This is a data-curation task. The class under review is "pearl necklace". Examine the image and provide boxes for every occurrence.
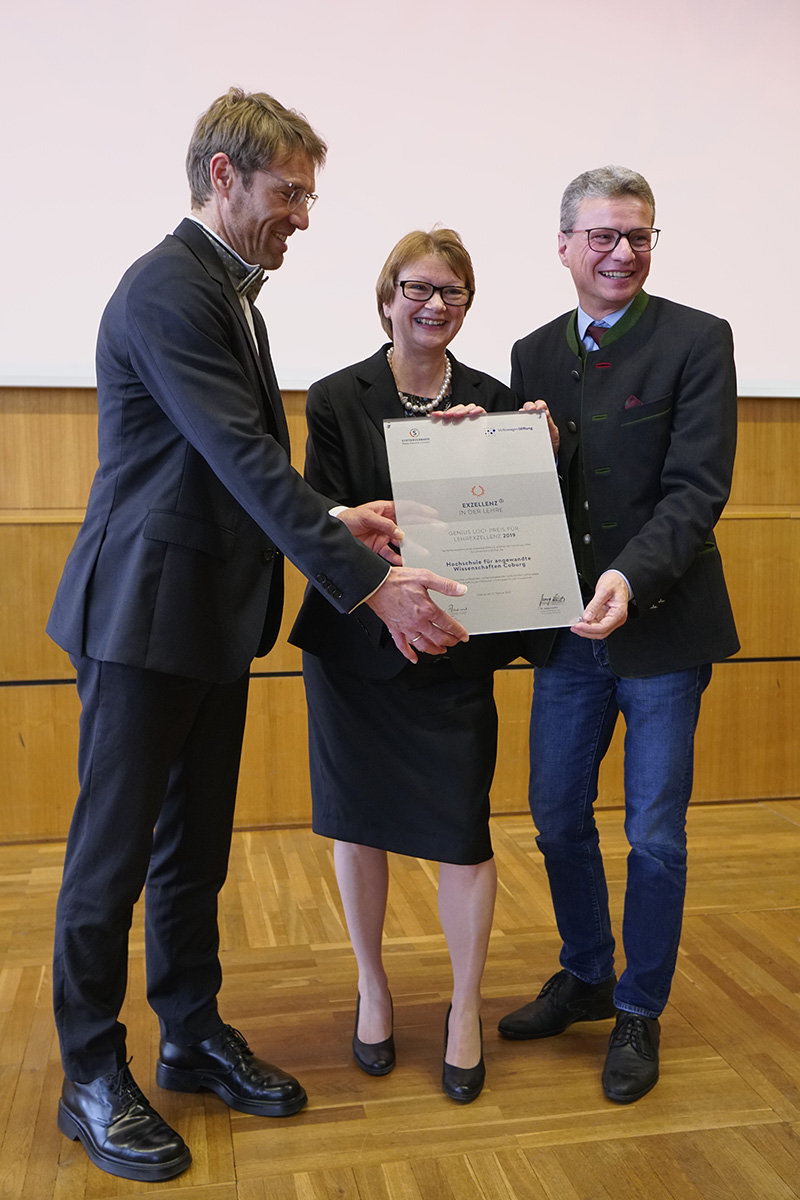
[387,347,452,415]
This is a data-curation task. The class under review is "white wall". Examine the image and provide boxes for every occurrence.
[2,0,798,394]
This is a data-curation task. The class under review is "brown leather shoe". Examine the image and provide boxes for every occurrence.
[498,969,617,1039]
[57,1064,191,1182]
[156,1024,307,1116]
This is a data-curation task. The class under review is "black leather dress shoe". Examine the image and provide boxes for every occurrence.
[442,1006,485,1104]
[602,1012,660,1103]
[57,1064,191,1182]
[156,1025,307,1116]
[497,969,617,1040]
[352,994,396,1076]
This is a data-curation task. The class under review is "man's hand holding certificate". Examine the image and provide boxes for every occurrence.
[384,410,583,635]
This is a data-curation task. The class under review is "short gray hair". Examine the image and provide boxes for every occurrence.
[560,165,655,232]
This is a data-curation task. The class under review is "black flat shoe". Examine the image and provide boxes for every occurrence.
[442,1005,485,1104]
[156,1024,307,1116]
[352,994,395,1076]
[58,1064,191,1182]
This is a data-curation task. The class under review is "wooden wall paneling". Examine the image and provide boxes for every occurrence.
[2,674,314,843]
[2,391,798,513]
[693,660,800,802]
[1,388,798,845]
[0,684,80,843]
[263,562,304,673]
[729,397,800,507]
[236,675,312,828]
[0,389,97,510]
[8,659,796,845]
[2,391,797,511]
[491,668,533,812]
[10,508,792,688]
[715,509,800,659]
[0,518,81,682]
[282,391,308,460]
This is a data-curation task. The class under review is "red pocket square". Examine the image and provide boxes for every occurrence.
[624,395,643,409]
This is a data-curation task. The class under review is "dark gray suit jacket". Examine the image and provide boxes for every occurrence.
[512,292,740,677]
[47,219,388,683]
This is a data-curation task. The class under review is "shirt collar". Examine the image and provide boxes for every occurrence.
[576,299,634,340]
[189,217,267,300]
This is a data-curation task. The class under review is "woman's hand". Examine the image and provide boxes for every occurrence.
[520,399,560,456]
[430,403,486,422]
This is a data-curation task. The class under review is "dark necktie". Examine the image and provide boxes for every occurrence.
[585,322,608,347]
[196,223,266,300]
[235,265,267,302]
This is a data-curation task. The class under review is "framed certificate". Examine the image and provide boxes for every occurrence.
[384,411,583,635]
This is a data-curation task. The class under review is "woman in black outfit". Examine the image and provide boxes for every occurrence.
[291,229,525,1103]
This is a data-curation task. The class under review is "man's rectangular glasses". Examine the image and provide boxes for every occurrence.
[565,228,660,253]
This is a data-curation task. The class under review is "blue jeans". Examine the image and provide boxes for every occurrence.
[529,630,711,1017]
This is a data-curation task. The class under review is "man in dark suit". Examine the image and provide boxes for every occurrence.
[497,166,739,1103]
[47,88,468,1183]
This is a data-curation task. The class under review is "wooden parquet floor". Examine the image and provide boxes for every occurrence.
[1,800,799,1198]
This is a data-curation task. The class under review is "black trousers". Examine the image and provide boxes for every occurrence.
[53,656,250,1082]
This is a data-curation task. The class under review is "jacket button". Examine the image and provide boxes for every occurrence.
[571,369,581,381]
[583,533,592,544]
[262,547,275,563]
[567,420,578,434]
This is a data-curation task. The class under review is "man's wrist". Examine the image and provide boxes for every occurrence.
[350,564,392,612]
[600,568,633,601]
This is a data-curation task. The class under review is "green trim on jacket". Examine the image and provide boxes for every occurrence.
[566,290,651,358]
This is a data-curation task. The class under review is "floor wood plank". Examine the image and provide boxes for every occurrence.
[0,801,798,1198]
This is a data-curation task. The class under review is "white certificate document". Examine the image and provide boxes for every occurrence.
[384,411,583,634]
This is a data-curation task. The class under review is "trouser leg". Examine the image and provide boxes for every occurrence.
[53,657,244,1080]
[529,632,619,983]
[614,663,712,1015]
[145,671,249,1043]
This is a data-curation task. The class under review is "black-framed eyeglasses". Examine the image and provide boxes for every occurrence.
[563,227,660,253]
[398,280,474,306]
[262,167,318,212]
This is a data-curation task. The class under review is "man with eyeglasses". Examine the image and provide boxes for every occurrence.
[47,88,469,1183]
[498,165,739,1103]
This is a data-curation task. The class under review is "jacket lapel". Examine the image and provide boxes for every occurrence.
[355,347,403,436]
[171,219,288,448]
[354,345,485,434]
[250,304,290,452]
